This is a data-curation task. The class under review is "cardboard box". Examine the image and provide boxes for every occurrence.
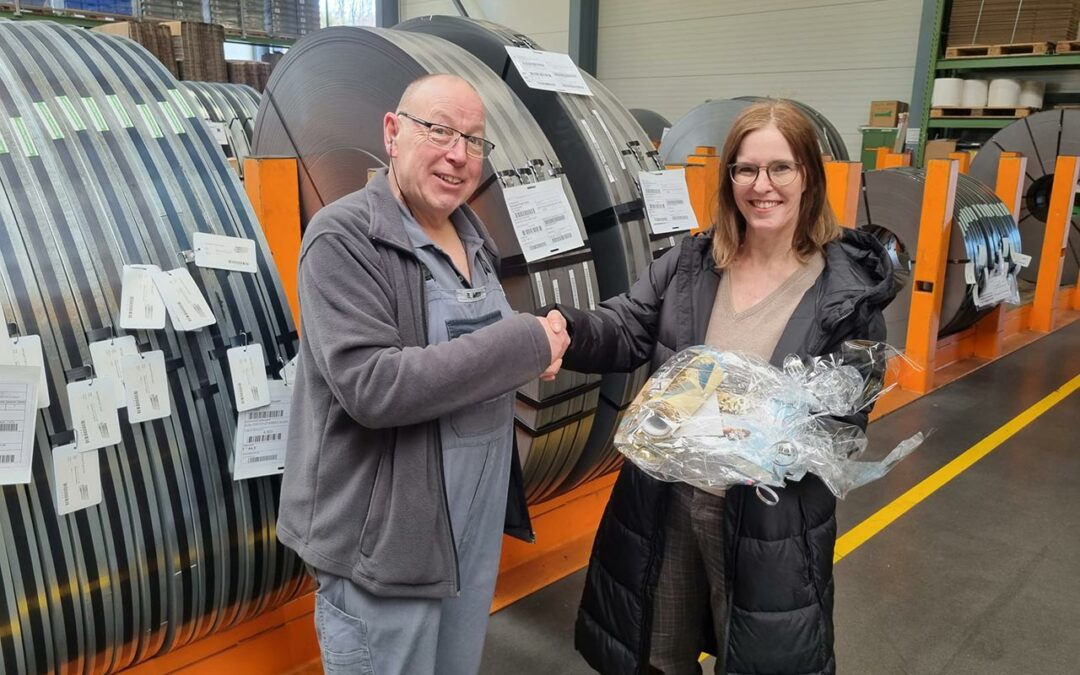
[924,139,958,161]
[868,100,909,127]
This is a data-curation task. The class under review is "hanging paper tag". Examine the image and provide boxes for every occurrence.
[278,355,299,386]
[504,46,593,96]
[67,378,122,452]
[193,232,258,273]
[152,268,217,331]
[120,264,167,330]
[206,121,230,146]
[1013,252,1032,268]
[89,336,138,408]
[0,365,40,486]
[964,262,977,286]
[232,379,292,480]
[503,179,585,263]
[638,169,697,234]
[227,343,271,412]
[53,443,102,515]
[121,351,171,423]
[8,336,50,408]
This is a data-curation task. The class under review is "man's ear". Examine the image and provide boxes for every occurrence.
[383,112,400,157]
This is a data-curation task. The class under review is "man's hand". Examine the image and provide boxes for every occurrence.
[537,309,569,382]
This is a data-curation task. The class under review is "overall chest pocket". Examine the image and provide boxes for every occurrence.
[445,310,509,438]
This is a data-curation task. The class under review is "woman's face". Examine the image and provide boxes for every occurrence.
[731,124,804,241]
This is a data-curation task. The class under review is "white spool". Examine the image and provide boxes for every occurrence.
[1019,80,1046,109]
[961,79,989,107]
[931,77,964,107]
[988,78,1022,107]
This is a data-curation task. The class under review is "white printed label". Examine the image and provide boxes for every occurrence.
[0,365,39,485]
[278,355,299,386]
[120,264,167,330]
[121,351,171,423]
[1014,252,1032,268]
[67,378,122,452]
[89,336,138,408]
[232,379,292,480]
[639,169,697,234]
[581,261,596,310]
[152,268,217,331]
[227,344,270,412]
[505,46,593,96]
[7,336,49,409]
[53,443,102,515]
[579,118,616,183]
[503,179,585,263]
[193,232,257,274]
[207,121,230,146]
[568,269,581,308]
[592,109,627,170]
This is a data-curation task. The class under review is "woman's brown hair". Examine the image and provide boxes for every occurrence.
[711,99,840,268]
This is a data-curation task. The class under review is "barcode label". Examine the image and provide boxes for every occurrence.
[0,454,16,465]
[246,454,280,463]
[552,232,576,242]
[247,432,282,444]
[521,226,543,236]
[542,216,565,226]
[514,208,537,218]
[0,422,20,432]
[249,409,284,420]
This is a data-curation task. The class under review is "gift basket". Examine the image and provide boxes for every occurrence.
[614,341,926,504]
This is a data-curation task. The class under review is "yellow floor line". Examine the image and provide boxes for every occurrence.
[834,372,1080,563]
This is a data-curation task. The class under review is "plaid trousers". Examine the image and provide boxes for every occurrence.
[649,482,728,675]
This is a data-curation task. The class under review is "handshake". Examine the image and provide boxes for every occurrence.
[536,309,569,382]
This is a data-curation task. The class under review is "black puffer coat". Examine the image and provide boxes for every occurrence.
[558,229,897,675]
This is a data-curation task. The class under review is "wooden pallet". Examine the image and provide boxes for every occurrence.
[931,106,1037,119]
[944,41,1054,58]
[1055,40,1080,54]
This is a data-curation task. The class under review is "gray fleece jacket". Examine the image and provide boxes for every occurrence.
[277,170,551,598]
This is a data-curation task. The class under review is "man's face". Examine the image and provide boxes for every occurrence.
[384,79,486,220]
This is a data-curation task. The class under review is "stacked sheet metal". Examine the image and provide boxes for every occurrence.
[250,26,604,502]
[968,109,1080,286]
[856,168,1023,348]
[396,15,685,500]
[0,22,303,673]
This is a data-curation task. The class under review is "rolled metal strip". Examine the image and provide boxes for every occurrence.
[968,108,1080,285]
[0,21,301,672]
[179,81,261,175]
[250,26,602,502]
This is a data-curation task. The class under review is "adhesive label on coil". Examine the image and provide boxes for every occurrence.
[66,377,121,452]
[503,178,585,263]
[53,443,102,516]
[137,104,164,139]
[568,269,581,308]
[83,97,109,132]
[106,95,134,129]
[639,169,697,234]
[278,355,299,386]
[56,96,87,132]
[505,46,593,96]
[591,110,627,170]
[232,379,291,480]
[10,117,38,157]
[964,262,977,285]
[120,264,167,330]
[534,272,547,306]
[227,343,271,412]
[0,133,7,156]
[169,89,196,118]
[89,336,138,408]
[193,232,257,273]
[7,336,50,409]
[552,278,562,304]
[207,121,230,147]
[0,365,39,486]
[121,351,171,423]
[35,102,64,141]
[581,261,596,310]
[578,118,616,183]
[159,101,186,135]
[152,268,217,331]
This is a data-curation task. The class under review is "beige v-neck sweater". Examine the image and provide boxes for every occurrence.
[705,252,825,360]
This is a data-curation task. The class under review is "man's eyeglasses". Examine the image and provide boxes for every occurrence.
[728,161,801,186]
[397,112,495,159]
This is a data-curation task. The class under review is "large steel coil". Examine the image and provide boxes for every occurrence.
[856,168,1023,348]
[968,108,1080,285]
[179,82,260,176]
[629,108,672,148]
[395,15,683,500]
[0,22,303,673]
[250,26,606,502]
[659,97,849,166]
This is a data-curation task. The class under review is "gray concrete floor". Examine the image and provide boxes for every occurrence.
[480,320,1080,674]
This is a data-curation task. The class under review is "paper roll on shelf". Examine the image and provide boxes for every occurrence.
[961,79,989,108]
[931,78,964,107]
[1019,80,1046,109]
[988,78,1022,107]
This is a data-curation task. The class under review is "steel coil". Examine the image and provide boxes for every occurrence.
[0,22,304,673]
[629,108,672,148]
[178,82,260,176]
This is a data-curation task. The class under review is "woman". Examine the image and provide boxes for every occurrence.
[552,100,898,674]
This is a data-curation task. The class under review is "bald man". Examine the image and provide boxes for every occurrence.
[277,74,569,674]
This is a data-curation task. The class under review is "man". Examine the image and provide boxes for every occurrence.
[277,73,569,675]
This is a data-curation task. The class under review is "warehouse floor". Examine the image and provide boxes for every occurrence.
[478,318,1080,675]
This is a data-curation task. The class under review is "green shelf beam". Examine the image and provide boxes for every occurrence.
[927,118,1019,129]
[937,53,1080,70]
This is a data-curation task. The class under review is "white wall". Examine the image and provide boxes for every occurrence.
[596,0,924,158]
[401,0,570,53]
